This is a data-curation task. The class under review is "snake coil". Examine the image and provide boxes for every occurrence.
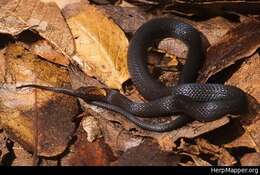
[94,18,247,131]
[17,18,248,132]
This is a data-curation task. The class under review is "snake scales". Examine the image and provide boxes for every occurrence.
[17,18,247,132]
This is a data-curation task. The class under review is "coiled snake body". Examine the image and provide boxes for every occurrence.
[18,18,247,132]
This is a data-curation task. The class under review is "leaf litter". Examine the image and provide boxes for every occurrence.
[0,0,259,166]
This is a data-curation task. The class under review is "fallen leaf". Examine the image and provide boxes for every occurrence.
[0,0,258,167]
[0,131,8,165]
[82,115,103,142]
[61,126,116,166]
[48,0,84,10]
[179,160,196,166]
[99,5,151,34]
[30,40,70,66]
[177,138,237,166]
[83,105,144,154]
[39,159,59,166]
[64,3,129,89]
[240,152,260,166]
[226,53,260,103]
[180,153,212,166]
[112,140,180,166]
[164,1,260,16]
[178,138,200,155]
[198,19,260,82]
[11,142,34,166]
[192,16,237,46]
[224,129,257,150]
[0,9,32,36]
[0,43,79,157]
[244,117,260,152]
[67,64,144,154]
[223,53,260,151]
[68,63,106,90]
[195,138,237,166]
[0,0,74,57]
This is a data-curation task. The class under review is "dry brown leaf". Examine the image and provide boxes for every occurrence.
[164,0,260,16]
[0,0,258,167]
[244,118,260,152]
[81,115,103,142]
[192,17,237,46]
[85,106,144,154]
[0,131,8,165]
[198,19,260,82]
[223,53,260,151]
[222,117,260,152]
[240,152,260,166]
[68,63,107,91]
[217,148,237,166]
[61,126,116,166]
[0,0,74,58]
[178,138,200,155]
[67,64,143,154]
[43,0,83,10]
[112,140,180,166]
[64,3,129,90]
[177,138,236,166]
[224,131,257,150]
[180,153,212,166]
[195,138,237,166]
[39,159,59,166]
[99,5,151,34]
[30,40,70,66]
[11,142,34,166]
[179,160,196,166]
[0,43,78,157]
[119,0,136,8]
[226,53,260,104]
[0,9,32,36]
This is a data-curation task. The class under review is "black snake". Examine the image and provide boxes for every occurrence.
[17,18,248,132]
